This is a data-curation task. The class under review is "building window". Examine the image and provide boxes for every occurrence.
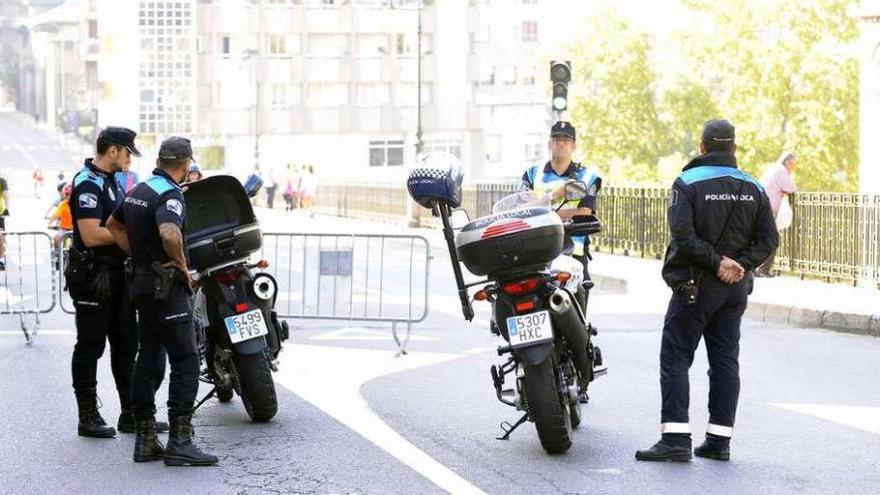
[221,35,231,55]
[524,133,543,162]
[424,139,462,159]
[267,34,287,56]
[522,21,538,42]
[271,84,288,107]
[486,135,501,163]
[369,140,405,167]
[88,19,98,39]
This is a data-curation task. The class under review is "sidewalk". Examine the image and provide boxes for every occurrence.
[587,252,880,336]
[254,207,880,337]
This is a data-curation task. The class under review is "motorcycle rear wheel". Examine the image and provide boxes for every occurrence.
[522,359,573,454]
[232,353,278,422]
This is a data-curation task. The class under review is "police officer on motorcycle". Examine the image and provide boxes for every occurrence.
[68,127,148,438]
[107,137,217,466]
[636,119,778,462]
[520,120,602,390]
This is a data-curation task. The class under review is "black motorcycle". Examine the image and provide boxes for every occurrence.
[407,157,605,453]
[185,175,289,423]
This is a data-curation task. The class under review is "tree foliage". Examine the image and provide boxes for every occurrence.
[569,0,859,192]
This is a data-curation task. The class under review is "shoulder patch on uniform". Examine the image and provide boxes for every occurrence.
[668,188,679,207]
[166,198,183,216]
[78,192,98,209]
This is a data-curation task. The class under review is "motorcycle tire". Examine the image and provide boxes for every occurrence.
[522,359,573,454]
[216,386,234,403]
[232,353,278,422]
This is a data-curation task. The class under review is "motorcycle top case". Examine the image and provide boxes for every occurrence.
[406,152,463,209]
[455,206,563,276]
[184,175,262,272]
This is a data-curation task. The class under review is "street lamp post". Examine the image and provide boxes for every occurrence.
[409,0,424,228]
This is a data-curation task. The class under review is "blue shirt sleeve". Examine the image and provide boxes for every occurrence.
[520,167,534,191]
[72,181,104,221]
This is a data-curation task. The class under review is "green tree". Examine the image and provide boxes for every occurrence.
[568,13,671,185]
[676,0,859,191]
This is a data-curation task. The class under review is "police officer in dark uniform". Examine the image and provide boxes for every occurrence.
[68,127,150,438]
[107,136,217,466]
[636,120,778,462]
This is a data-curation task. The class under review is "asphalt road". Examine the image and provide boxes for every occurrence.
[1,111,879,494]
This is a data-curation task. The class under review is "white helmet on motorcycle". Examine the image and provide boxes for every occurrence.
[406,151,464,209]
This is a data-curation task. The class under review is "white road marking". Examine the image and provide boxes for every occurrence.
[461,347,493,355]
[274,344,486,495]
[311,327,439,342]
[771,403,880,435]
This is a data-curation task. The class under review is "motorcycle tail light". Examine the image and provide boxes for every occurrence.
[515,300,536,313]
[501,278,541,296]
[234,303,248,313]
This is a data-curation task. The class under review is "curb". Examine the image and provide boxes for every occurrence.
[746,302,880,337]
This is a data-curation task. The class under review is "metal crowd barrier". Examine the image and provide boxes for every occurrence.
[316,181,880,286]
[0,231,57,344]
[258,232,430,355]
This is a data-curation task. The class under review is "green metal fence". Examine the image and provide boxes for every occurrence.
[314,182,880,286]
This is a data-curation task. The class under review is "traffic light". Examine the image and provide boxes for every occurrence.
[550,60,571,112]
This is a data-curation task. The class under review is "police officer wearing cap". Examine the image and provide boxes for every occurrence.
[107,136,217,466]
[635,119,778,462]
[520,120,602,391]
[67,126,163,438]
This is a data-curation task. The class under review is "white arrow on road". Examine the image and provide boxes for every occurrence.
[273,344,486,495]
[771,403,880,435]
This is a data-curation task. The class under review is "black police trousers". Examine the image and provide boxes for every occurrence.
[659,276,748,438]
[71,271,167,401]
[132,283,199,421]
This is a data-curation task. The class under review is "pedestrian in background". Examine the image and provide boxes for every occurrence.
[756,151,797,277]
[299,164,316,212]
[264,165,277,209]
[32,166,45,199]
[282,163,299,212]
[115,160,140,194]
[0,170,9,270]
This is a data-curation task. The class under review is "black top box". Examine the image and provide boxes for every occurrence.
[184,175,262,272]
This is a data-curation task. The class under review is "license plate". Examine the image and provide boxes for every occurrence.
[506,310,553,348]
[224,309,269,344]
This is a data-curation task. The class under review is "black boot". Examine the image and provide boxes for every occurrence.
[133,417,166,462]
[119,410,169,434]
[164,415,218,466]
[74,389,116,438]
[694,434,731,461]
[635,434,692,462]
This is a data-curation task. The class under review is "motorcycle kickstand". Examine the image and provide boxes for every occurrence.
[496,413,529,441]
[192,385,218,412]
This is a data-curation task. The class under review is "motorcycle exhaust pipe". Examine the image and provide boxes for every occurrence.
[548,289,591,381]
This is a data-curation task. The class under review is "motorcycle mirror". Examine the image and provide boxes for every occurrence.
[449,208,471,230]
[564,180,589,201]
[243,173,263,198]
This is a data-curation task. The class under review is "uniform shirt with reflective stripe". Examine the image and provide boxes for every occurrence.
[111,169,187,266]
[70,158,125,256]
[520,161,602,256]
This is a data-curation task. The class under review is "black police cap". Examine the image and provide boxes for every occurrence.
[98,126,141,157]
[550,121,576,141]
[158,136,196,162]
[702,119,735,145]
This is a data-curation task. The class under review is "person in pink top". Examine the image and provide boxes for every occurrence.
[756,151,797,277]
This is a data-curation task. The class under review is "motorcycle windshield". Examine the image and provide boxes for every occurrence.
[491,191,551,213]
